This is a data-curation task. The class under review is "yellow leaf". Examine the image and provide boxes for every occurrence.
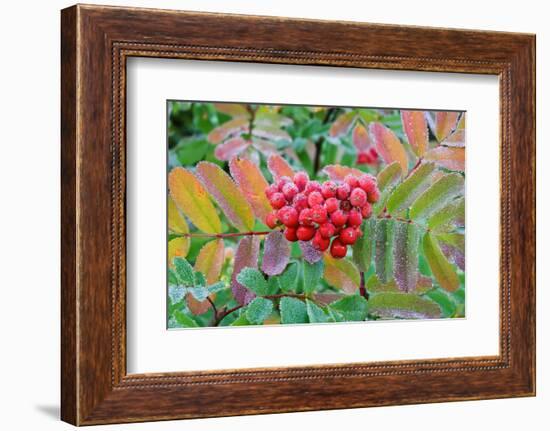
[168,196,189,234]
[323,255,360,294]
[194,239,225,284]
[168,167,222,234]
[168,237,190,265]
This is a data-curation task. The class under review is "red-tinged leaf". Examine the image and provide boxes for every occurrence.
[254,112,293,128]
[368,292,441,319]
[168,237,190,265]
[352,123,371,152]
[267,154,294,180]
[261,231,290,276]
[329,111,356,137]
[299,241,323,264]
[168,196,189,235]
[186,293,211,315]
[322,164,364,181]
[323,255,360,294]
[196,161,255,231]
[401,110,428,157]
[251,137,277,155]
[433,111,460,142]
[439,241,465,271]
[194,239,225,284]
[442,114,465,147]
[213,137,249,161]
[393,222,420,293]
[168,167,222,234]
[207,117,249,144]
[229,157,272,221]
[213,103,250,118]
[369,122,409,175]
[424,147,465,172]
[252,125,291,142]
[231,236,261,305]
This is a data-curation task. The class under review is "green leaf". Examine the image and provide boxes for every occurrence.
[187,285,209,302]
[236,267,268,296]
[373,162,402,215]
[231,313,251,326]
[173,310,199,328]
[168,268,179,285]
[323,255,360,293]
[368,292,441,319]
[173,257,194,286]
[194,271,206,287]
[328,295,368,321]
[207,282,226,295]
[422,232,460,292]
[245,297,274,324]
[306,300,329,323]
[428,197,465,231]
[393,221,420,292]
[352,218,375,272]
[303,260,324,295]
[386,162,435,215]
[409,173,464,221]
[424,288,457,318]
[374,219,395,283]
[276,262,299,293]
[280,297,308,324]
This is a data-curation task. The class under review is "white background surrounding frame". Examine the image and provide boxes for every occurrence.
[126,57,500,373]
[2,0,547,430]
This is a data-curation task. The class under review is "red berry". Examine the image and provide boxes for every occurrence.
[331,209,348,227]
[369,147,378,158]
[293,193,309,212]
[265,183,278,199]
[270,192,286,209]
[282,182,299,201]
[358,174,376,193]
[277,206,299,228]
[319,222,336,239]
[336,183,351,200]
[348,209,363,227]
[350,187,368,207]
[321,180,337,199]
[357,152,369,164]
[340,227,358,245]
[265,212,279,229]
[276,176,292,190]
[312,231,330,251]
[330,238,347,259]
[325,197,339,213]
[296,225,316,241]
[344,174,359,188]
[311,205,328,224]
[340,200,352,212]
[284,227,298,242]
[299,208,314,226]
[293,172,309,191]
[305,180,321,194]
[361,202,373,218]
[367,188,380,203]
[355,227,363,237]
[307,191,324,208]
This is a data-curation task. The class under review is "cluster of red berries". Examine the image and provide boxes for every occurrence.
[357,147,379,165]
[265,171,380,259]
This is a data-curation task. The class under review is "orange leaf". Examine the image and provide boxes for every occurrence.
[194,239,225,284]
[186,294,211,315]
[401,111,428,157]
[213,103,250,118]
[168,196,189,235]
[424,147,465,172]
[267,154,294,180]
[229,157,272,221]
[329,111,356,137]
[369,122,409,175]
[352,123,371,152]
[168,167,222,234]
[207,117,249,144]
[434,111,460,142]
[323,164,363,181]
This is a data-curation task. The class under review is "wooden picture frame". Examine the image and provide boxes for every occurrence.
[61,4,535,425]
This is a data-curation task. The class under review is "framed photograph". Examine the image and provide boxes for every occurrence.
[61,4,535,425]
